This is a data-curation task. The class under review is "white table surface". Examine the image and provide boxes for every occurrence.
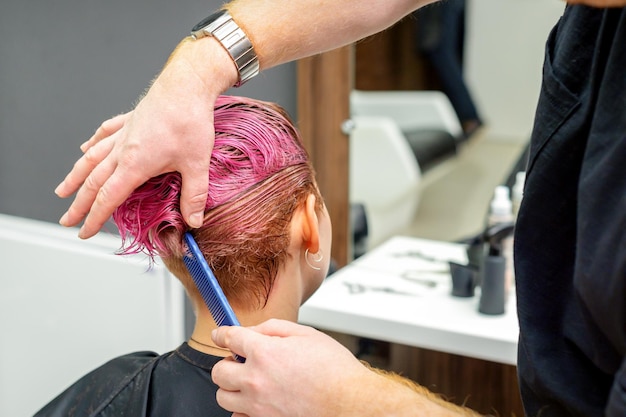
[299,236,519,365]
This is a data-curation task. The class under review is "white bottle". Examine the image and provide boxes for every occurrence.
[512,171,526,219]
[488,186,514,298]
[489,185,513,225]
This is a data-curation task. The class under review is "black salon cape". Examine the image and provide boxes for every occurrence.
[34,343,230,417]
[515,5,626,417]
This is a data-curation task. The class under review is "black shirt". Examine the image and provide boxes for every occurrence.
[34,343,230,417]
[515,5,626,416]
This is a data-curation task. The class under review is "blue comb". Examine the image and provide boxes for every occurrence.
[183,232,245,362]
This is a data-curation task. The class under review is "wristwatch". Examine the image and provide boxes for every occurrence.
[191,10,259,87]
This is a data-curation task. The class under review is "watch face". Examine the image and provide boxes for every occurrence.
[191,10,227,33]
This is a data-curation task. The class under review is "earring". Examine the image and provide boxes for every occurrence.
[305,248,324,271]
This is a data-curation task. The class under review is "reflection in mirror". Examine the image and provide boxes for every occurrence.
[349,0,564,251]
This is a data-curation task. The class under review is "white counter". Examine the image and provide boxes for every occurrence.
[299,236,519,365]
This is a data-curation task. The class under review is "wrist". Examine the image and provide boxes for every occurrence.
[190,10,259,87]
[165,36,239,97]
[139,36,234,139]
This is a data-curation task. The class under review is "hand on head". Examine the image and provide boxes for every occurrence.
[55,37,237,239]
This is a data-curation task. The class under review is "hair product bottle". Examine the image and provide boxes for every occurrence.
[486,186,514,303]
[512,171,526,219]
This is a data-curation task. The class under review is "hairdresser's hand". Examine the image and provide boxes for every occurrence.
[566,0,626,6]
[211,319,384,417]
[55,37,237,238]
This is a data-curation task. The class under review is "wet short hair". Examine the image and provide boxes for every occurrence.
[113,95,322,308]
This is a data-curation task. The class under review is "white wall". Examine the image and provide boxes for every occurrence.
[465,0,566,141]
[0,214,185,416]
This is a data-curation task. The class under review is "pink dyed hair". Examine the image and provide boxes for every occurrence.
[113,95,322,308]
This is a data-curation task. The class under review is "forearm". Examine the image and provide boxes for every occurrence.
[159,0,437,97]
[58,0,440,237]
[226,0,437,69]
[364,366,485,417]
[342,371,455,416]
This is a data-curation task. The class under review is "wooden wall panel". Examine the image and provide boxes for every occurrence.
[390,344,524,416]
[297,46,353,267]
[355,16,440,92]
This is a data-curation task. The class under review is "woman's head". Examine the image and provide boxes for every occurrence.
[113,95,326,309]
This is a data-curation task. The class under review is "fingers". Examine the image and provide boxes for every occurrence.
[58,136,149,238]
[56,136,116,200]
[213,358,263,416]
[57,114,131,233]
[80,112,131,153]
[179,166,210,229]
[251,318,317,337]
[211,319,312,354]
[212,326,263,358]
[216,388,248,416]
[212,356,250,414]
[177,129,214,228]
[58,146,120,232]
[78,166,147,238]
[212,358,242,391]
[211,320,353,417]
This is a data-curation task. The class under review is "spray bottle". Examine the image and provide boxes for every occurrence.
[479,222,514,315]
[487,186,514,300]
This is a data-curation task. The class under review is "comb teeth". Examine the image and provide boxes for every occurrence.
[182,233,245,362]
[183,255,234,326]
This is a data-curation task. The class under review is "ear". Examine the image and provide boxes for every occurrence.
[300,193,320,254]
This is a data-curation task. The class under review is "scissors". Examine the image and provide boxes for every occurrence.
[391,250,451,264]
[399,271,439,288]
[343,282,419,296]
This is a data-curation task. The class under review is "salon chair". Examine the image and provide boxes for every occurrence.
[350,90,463,172]
[349,116,421,252]
[348,90,463,253]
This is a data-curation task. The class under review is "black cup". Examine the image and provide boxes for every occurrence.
[449,261,478,297]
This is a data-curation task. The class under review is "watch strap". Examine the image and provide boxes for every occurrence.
[191,10,259,87]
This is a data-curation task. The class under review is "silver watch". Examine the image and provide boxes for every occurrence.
[191,10,259,87]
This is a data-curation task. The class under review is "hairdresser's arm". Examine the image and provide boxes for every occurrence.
[55,0,435,239]
[211,320,480,417]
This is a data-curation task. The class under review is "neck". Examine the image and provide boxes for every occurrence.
[189,263,305,355]
[188,336,232,356]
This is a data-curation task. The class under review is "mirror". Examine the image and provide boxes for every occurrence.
[349,0,565,250]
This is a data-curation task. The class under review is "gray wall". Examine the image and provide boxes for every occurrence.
[0,0,296,225]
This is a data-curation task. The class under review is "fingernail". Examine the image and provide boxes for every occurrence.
[59,212,68,226]
[79,141,89,152]
[54,183,64,196]
[189,213,203,228]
